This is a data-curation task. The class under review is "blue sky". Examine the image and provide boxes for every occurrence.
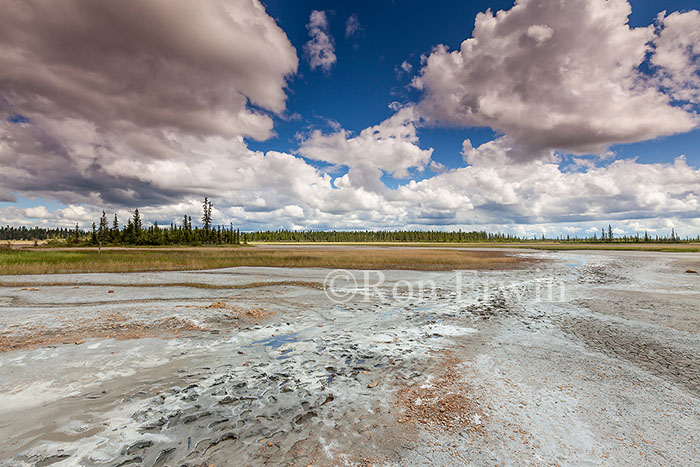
[1,0,699,236]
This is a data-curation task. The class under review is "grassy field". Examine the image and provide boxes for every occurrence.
[0,247,528,275]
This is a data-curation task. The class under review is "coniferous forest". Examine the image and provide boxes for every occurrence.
[1,198,697,245]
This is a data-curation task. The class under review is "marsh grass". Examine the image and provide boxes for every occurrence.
[0,247,525,275]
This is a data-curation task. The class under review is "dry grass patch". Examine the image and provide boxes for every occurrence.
[0,247,530,275]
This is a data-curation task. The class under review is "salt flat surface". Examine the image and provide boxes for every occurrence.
[0,250,698,466]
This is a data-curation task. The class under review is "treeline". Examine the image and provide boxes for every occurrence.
[245,227,698,243]
[3,225,698,244]
[246,230,521,243]
[0,225,77,241]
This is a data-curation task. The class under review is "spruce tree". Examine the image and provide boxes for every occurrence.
[132,208,142,236]
[98,211,109,243]
[608,225,613,242]
[202,197,212,241]
[126,218,134,243]
[112,214,119,242]
[132,209,142,241]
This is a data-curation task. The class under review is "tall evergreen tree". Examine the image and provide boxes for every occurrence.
[133,209,142,235]
[98,211,109,243]
[112,214,119,243]
[202,197,212,241]
[608,224,613,242]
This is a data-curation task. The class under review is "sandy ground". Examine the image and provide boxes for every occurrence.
[0,250,698,466]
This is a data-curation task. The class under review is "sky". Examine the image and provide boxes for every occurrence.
[1,0,699,237]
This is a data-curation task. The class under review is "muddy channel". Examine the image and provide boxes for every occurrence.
[0,250,698,466]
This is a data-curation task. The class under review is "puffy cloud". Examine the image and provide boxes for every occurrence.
[0,0,298,207]
[651,10,700,104]
[304,10,336,73]
[345,14,361,38]
[58,205,93,223]
[23,206,49,219]
[396,60,413,78]
[0,0,297,140]
[0,204,97,228]
[413,0,698,158]
[297,107,433,192]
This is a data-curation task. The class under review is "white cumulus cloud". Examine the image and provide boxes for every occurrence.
[304,10,336,73]
[413,0,699,158]
[0,0,298,207]
[651,9,700,104]
[298,107,433,192]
